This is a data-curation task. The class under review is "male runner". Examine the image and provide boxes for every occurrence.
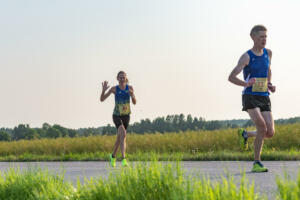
[228,25,276,172]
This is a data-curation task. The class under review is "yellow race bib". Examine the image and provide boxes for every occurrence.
[252,78,268,92]
[118,103,131,115]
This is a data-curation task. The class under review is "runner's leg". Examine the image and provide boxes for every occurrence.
[248,108,267,161]
[119,125,127,158]
[245,130,257,138]
[112,115,124,157]
[261,111,275,138]
[112,132,121,157]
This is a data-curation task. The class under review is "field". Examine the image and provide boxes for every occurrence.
[0,123,299,161]
[0,124,300,199]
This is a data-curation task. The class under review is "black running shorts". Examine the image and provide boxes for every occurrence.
[242,94,271,112]
[112,115,130,130]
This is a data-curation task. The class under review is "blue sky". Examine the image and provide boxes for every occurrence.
[0,0,299,128]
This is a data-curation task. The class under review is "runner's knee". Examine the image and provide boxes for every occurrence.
[256,122,267,136]
[122,130,127,138]
[265,128,275,138]
[118,125,126,135]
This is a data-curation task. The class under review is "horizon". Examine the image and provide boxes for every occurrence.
[1,114,299,129]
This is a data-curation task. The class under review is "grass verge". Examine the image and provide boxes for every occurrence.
[1,149,300,161]
[2,160,300,199]
[0,161,263,200]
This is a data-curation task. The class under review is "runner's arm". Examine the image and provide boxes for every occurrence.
[228,53,252,87]
[100,86,115,102]
[267,49,272,84]
[129,85,136,105]
[267,49,276,93]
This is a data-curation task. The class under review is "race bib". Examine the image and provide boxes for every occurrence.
[252,78,268,92]
[118,103,131,115]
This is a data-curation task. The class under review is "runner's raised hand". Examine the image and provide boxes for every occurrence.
[102,81,110,92]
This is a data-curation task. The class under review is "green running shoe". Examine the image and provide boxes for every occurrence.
[121,158,128,167]
[251,161,268,173]
[110,154,116,167]
[237,129,248,150]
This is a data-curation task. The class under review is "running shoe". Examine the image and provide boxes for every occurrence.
[121,158,128,167]
[251,161,268,172]
[237,128,248,150]
[110,154,116,167]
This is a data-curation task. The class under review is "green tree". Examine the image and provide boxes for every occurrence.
[42,123,51,130]
[25,128,39,140]
[12,124,29,140]
[46,127,61,138]
[53,124,68,137]
[68,129,78,137]
[0,131,11,141]
[102,124,116,135]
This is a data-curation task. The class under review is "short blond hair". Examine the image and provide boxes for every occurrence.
[250,25,267,36]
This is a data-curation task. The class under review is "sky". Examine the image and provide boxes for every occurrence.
[0,0,299,129]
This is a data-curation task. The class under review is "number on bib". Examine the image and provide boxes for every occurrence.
[252,78,268,92]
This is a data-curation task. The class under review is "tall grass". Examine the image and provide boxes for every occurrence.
[265,123,300,150]
[77,161,261,200]
[0,168,75,200]
[0,161,262,200]
[0,129,239,156]
[2,160,300,199]
[276,170,300,200]
[0,123,299,161]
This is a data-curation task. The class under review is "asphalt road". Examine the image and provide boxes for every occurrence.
[0,161,299,199]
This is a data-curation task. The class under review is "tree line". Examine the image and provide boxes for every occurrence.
[103,115,300,134]
[0,115,299,141]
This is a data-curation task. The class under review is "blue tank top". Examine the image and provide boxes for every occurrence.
[243,48,270,96]
[113,85,131,116]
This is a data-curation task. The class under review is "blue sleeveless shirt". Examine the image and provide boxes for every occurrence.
[113,85,131,116]
[242,48,270,96]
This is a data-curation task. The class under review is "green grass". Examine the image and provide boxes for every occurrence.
[0,123,299,161]
[276,170,300,200]
[2,150,300,162]
[2,160,300,199]
[0,168,75,200]
[0,161,263,200]
[77,161,262,200]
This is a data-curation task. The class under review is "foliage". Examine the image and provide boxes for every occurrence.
[0,131,10,141]
[0,123,299,162]
[0,115,299,141]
